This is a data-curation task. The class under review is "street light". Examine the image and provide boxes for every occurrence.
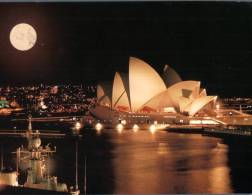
[133,124,139,132]
[75,122,82,130]
[73,122,82,135]
[149,124,156,134]
[95,123,103,131]
[116,124,123,133]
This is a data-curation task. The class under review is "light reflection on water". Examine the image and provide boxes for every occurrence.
[0,126,234,194]
[109,129,232,194]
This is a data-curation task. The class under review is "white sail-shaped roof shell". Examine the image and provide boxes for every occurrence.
[163,64,182,87]
[98,95,111,107]
[190,85,200,99]
[97,83,112,107]
[97,84,105,101]
[95,57,217,117]
[199,88,207,97]
[179,97,193,113]
[166,81,201,110]
[129,57,167,112]
[188,96,217,116]
[139,90,173,112]
[112,72,131,111]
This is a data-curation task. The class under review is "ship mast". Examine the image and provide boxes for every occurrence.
[75,138,78,191]
[73,121,82,195]
[84,156,87,195]
[28,114,32,133]
[1,144,3,171]
[16,147,20,177]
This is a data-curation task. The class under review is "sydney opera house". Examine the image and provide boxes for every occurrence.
[90,57,252,129]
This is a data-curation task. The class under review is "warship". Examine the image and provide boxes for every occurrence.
[0,115,80,195]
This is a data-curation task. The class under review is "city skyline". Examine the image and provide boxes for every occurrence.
[0,2,252,97]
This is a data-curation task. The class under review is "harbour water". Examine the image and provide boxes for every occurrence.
[1,126,252,194]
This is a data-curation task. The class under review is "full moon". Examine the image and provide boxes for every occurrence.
[9,23,37,51]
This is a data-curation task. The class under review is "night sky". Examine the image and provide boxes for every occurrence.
[0,2,252,97]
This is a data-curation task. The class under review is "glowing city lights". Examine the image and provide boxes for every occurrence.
[41,104,47,109]
[40,101,47,109]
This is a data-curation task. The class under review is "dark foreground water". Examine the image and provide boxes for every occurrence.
[2,127,252,194]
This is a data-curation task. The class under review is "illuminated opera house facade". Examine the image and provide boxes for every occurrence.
[90,57,251,129]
